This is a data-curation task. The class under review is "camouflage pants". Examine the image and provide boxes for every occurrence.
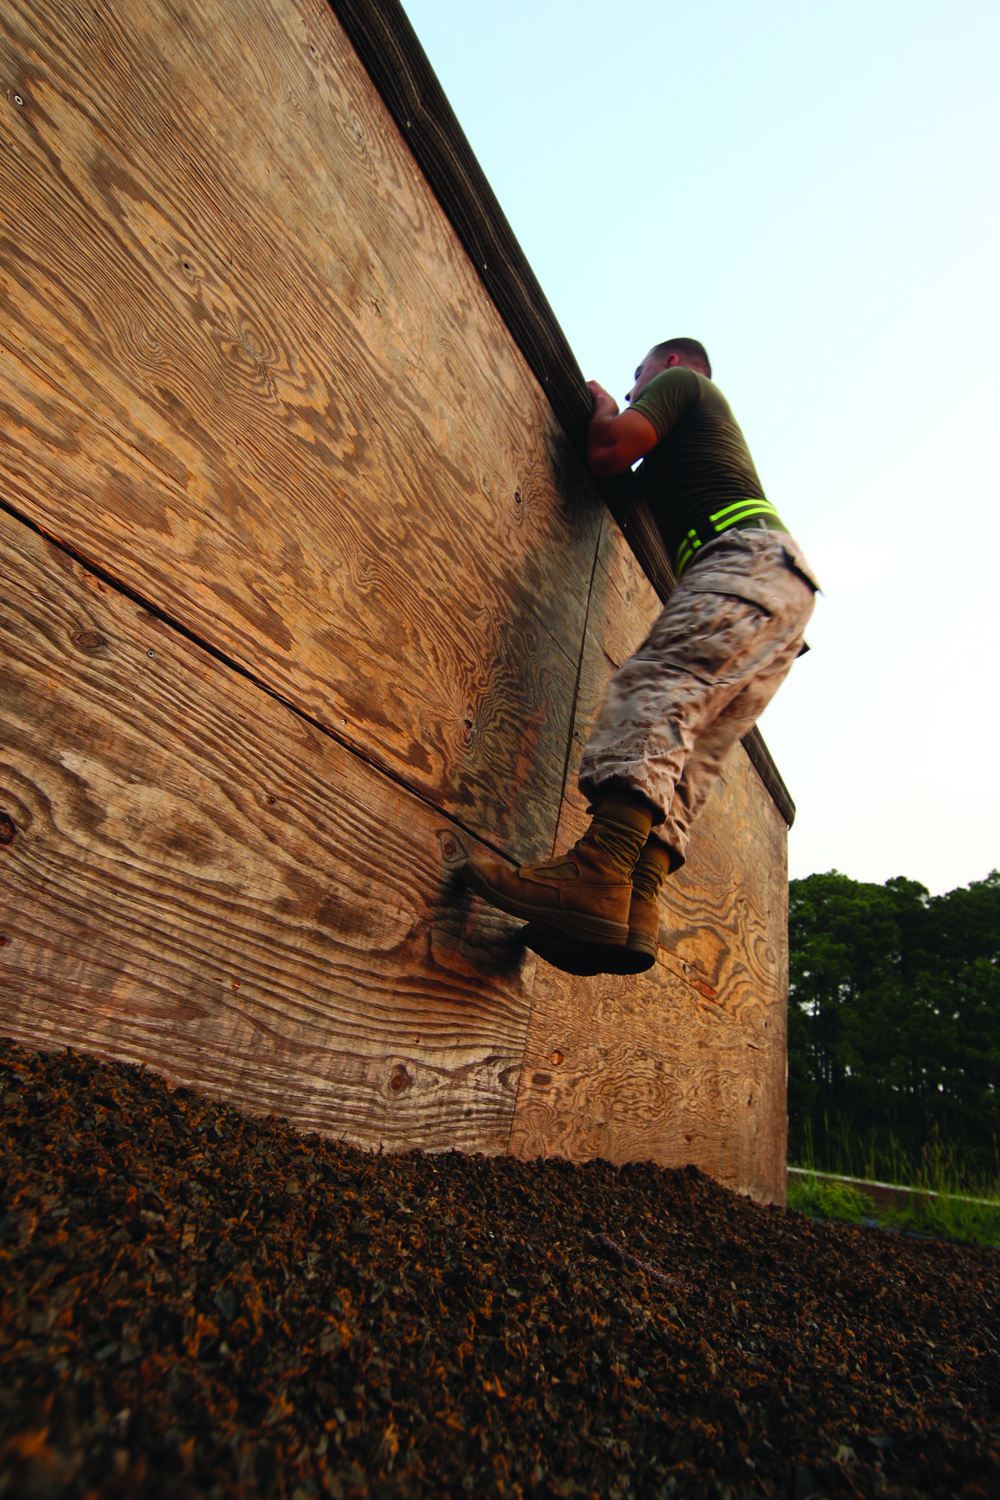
[578,526,818,866]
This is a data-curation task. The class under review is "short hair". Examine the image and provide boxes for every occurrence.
[649,338,711,378]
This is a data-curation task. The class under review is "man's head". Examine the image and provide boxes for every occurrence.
[627,338,712,403]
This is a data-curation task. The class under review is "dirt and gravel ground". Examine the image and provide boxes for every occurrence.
[1,1036,998,1499]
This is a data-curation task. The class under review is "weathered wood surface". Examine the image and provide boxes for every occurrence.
[511,519,790,1204]
[329,0,581,442]
[0,0,604,858]
[0,511,538,1149]
[329,0,796,830]
[0,0,792,1197]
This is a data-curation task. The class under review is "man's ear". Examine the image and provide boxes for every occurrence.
[664,352,681,368]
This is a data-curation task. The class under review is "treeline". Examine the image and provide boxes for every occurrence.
[787,869,1000,1183]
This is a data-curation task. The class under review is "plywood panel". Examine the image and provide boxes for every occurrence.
[331,0,797,828]
[510,756,789,1202]
[0,510,540,1150]
[510,519,790,1203]
[0,0,793,1196]
[0,0,604,856]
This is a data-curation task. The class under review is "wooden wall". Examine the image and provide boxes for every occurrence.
[0,0,788,1201]
[509,521,790,1193]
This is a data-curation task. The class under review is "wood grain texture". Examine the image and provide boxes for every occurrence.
[0,0,606,857]
[511,516,790,1204]
[328,0,586,447]
[329,0,796,828]
[511,756,790,1203]
[0,510,542,1150]
[0,0,793,1193]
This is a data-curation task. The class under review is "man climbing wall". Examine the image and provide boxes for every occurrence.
[465,337,819,975]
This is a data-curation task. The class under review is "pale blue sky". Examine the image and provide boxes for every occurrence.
[402,0,1000,896]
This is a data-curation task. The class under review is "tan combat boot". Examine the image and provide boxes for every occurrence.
[622,839,673,966]
[521,837,674,975]
[464,800,651,946]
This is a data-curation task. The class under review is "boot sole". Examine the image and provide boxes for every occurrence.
[464,862,629,947]
[522,925,656,976]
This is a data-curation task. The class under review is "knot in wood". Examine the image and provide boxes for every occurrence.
[73,629,106,653]
[0,814,15,846]
[436,830,462,861]
[388,1066,411,1095]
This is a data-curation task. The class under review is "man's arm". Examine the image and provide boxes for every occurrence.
[585,381,659,476]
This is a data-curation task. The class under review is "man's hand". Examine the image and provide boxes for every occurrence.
[585,379,658,476]
[587,379,619,417]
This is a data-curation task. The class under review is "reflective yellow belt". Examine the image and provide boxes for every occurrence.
[674,500,787,578]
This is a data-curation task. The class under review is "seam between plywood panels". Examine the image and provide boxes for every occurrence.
[0,503,544,1151]
[0,492,494,855]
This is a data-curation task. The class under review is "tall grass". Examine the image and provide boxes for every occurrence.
[788,1120,1000,1250]
[793,1116,1000,1197]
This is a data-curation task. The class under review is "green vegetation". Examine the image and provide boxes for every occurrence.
[786,868,1000,1247]
[787,1170,1000,1250]
[787,1173,877,1224]
[787,869,1000,1191]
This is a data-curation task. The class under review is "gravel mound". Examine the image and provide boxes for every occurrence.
[1,1037,998,1498]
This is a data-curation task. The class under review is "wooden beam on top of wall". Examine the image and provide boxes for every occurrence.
[328,0,797,830]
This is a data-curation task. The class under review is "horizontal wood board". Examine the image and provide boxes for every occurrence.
[0,510,542,1150]
[510,518,790,1204]
[0,0,608,858]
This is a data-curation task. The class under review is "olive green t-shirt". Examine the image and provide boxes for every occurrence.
[630,368,783,574]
